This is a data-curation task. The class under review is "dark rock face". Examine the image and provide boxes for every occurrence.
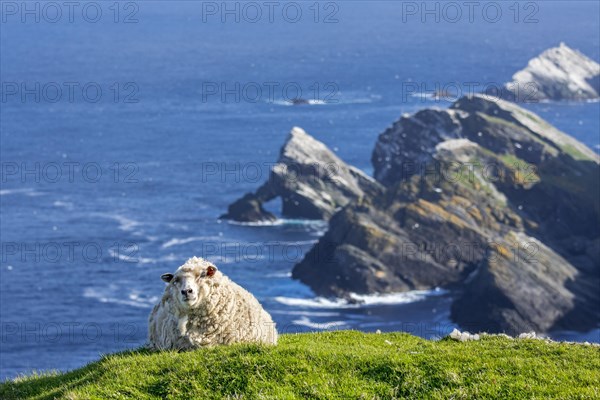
[292,192,487,298]
[223,92,598,334]
[451,234,579,334]
[372,94,597,186]
[222,127,383,222]
[504,43,600,102]
[223,193,276,223]
[294,94,599,335]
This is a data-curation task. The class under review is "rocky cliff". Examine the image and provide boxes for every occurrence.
[222,127,382,222]
[223,93,598,334]
[292,95,599,334]
[504,43,600,101]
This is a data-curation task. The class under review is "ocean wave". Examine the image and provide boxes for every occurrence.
[271,310,340,317]
[226,218,327,228]
[409,92,459,102]
[350,289,446,305]
[272,95,379,107]
[83,287,158,309]
[226,219,285,227]
[274,288,446,309]
[292,316,346,330]
[265,271,293,278]
[92,212,160,242]
[343,96,381,104]
[261,239,318,246]
[274,296,350,308]
[272,99,328,106]
[53,200,74,210]
[0,188,45,197]
[108,249,178,264]
[92,212,141,232]
[161,236,222,249]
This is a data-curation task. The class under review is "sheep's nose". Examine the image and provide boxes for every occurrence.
[181,289,193,295]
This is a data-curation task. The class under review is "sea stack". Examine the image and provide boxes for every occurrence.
[504,43,600,101]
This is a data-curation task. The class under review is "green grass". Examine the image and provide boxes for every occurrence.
[560,143,594,161]
[2,331,599,399]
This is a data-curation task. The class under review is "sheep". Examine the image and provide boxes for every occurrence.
[148,257,278,350]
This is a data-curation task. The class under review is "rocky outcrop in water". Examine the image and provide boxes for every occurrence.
[221,127,382,222]
[504,43,600,101]
[223,88,599,334]
[293,95,599,335]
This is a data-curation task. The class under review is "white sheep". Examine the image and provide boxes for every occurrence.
[148,257,278,350]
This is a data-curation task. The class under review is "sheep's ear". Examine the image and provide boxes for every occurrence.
[206,265,217,277]
[161,273,174,283]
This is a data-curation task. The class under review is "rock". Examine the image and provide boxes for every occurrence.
[371,108,465,185]
[222,127,383,222]
[289,98,310,105]
[292,179,494,297]
[518,332,538,340]
[372,94,598,186]
[449,328,461,340]
[431,89,456,100]
[222,89,598,335]
[504,43,600,101]
[451,231,582,335]
[222,193,276,223]
[294,95,599,335]
[448,328,480,342]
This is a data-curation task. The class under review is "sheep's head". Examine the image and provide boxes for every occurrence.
[160,257,220,309]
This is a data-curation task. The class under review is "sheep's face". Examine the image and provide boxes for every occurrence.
[161,263,218,309]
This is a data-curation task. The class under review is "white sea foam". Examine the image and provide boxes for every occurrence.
[272,94,378,107]
[265,272,293,278]
[226,218,327,229]
[0,188,44,197]
[292,316,347,330]
[273,99,328,106]
[53,200,74,210]
[274,296,350,308]
[274,288,446,309]
[83,287,158,309]
[343,97,379,104]
[108,249,178,264]
[350,289,446,305]
[161,236,219,249]
[92,212,141,232]
[226,219,285,227]
[271,310,340,317]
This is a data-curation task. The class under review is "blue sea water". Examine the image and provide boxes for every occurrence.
[1,1,599,379]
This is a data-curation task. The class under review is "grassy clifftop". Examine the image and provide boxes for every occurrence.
[2,331,599,399]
